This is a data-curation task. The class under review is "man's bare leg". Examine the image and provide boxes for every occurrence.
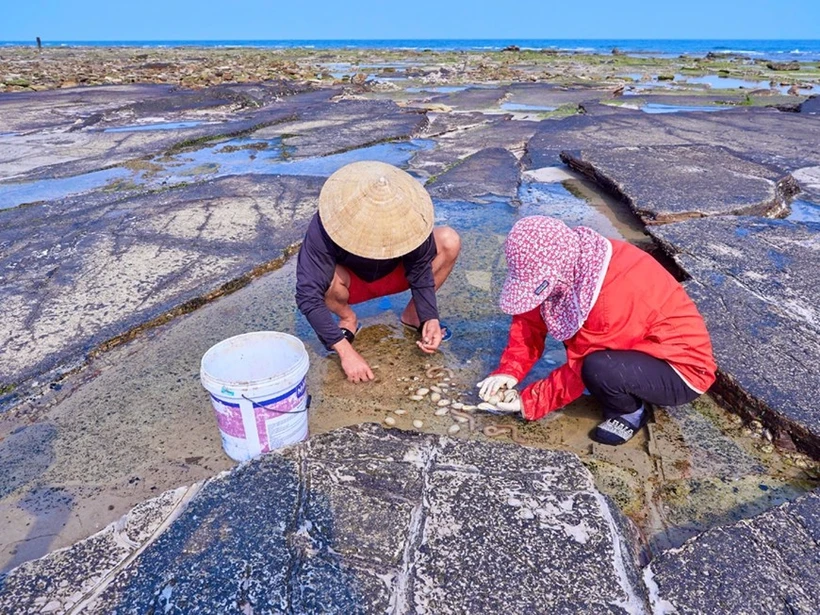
[400,226,462,328]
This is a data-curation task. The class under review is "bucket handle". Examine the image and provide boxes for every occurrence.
[241,394,311,414]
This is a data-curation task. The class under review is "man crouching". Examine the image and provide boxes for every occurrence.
[296,161,461,382]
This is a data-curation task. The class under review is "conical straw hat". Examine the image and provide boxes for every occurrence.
[319,161,434,259]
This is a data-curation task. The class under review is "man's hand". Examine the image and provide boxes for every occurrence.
[333,339,375,383]
[476,374,519,402]
[416,318,443,354]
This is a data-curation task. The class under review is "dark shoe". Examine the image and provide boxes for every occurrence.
[592,407,647,446]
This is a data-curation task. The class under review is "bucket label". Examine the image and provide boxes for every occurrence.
[209,377,309,457]
[211,397,246,438]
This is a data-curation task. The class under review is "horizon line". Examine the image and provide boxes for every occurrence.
[2,37,820,42]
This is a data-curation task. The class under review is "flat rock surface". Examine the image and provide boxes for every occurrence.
[252,98,428,159]
[647,490,820,615]
[0,425,650,614]
[525,107,820,172]
[561,144,794,221]
[0,173,323,395]
[426,147,521,201]
[800,95,820,114]
[0,84,328,181]
[651,217,820,453]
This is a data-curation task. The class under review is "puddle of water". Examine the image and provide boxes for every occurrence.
[787,199,820,223]
[678,74,818,95]
[406,86,471,94]
[641,103,730,114]
[620,72,819,96]
[0,168,132,210]
[256,139,434,178]
[0,138,436,208]
[500,102,557,112]
[102,121,211,133]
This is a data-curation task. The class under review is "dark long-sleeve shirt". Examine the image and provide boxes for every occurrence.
[295,213,439,349]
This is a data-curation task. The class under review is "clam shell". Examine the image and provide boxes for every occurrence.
[434,407,450,416]
[383,417,396,426]
[447,424,461,435]
[409,395,424,401]
[412,419,424,429]
[430,392,442,403]
[415,387,430,396]
[437,399,451,407]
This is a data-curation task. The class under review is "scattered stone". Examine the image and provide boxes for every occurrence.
[412,419,424,429]
[383,416,396,426]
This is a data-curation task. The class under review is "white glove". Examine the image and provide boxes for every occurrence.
[477,374,518,402]
[477,388,522,415]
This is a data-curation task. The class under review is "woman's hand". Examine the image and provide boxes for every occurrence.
[478,388,523,416]
[476,374,519,402]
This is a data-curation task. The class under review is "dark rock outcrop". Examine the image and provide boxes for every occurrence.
[651,217,820,455]
[561,145,798,222]
[0,425,650,614]
[647,490,820,614]
[427,147,521,201]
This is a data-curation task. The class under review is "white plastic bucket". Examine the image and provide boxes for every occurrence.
[200,331,310,462]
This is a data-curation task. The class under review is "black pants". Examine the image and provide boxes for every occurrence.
[580,350,700,416]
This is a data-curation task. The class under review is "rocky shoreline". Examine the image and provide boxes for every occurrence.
[1,47,819,613]
[1,45,819,95]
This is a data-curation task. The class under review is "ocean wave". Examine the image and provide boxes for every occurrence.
[713,49,765,56]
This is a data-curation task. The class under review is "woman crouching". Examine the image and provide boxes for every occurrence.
[477,216,717,445]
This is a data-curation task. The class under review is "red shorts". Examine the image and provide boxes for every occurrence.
[346,264,410,305]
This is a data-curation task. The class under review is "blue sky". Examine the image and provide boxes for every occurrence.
[1,0,817,40]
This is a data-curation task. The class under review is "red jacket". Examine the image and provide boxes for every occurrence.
[494,239,717,421]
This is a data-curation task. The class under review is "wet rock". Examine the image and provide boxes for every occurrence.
[0,423,57,499]
[0,425,650,613]
[253,99,428,159]
[0,173,324,399]
[0,486,190,613]
[0,86,331,182]
[525,107,820,173]
[501,45,521,52]
[767,61,801,71]
[426,147,521,201]
[428,86,508,111]
[650,217,820,456]
[410,116,537,179]
[561,145,797,222]
[800,95,820,115]
[646,490,820,614]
